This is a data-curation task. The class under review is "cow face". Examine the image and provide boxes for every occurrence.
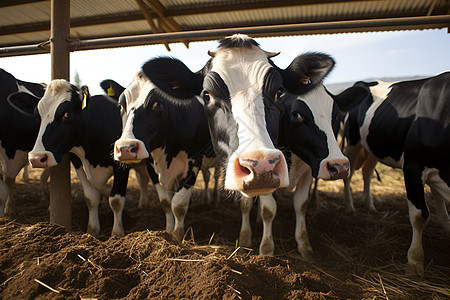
[280,52,349,180]
[114,72,156,163]
[143,34,289,197]
[28,80,85,168]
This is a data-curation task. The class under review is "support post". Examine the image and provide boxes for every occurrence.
[49,0,72,228]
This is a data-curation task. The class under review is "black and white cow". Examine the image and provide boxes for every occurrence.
[114,70,215,239]
[343,73,450,276]
[0,69,45,216]
[25,79,145,237]
[141,36,351,255]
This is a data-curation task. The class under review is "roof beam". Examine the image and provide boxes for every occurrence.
[135,0,171,51]
[2,15,448,57]
[0,0,48,8]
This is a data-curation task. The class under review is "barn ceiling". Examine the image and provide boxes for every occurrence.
[0,0,449,54]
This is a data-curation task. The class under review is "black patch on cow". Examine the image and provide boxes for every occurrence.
[279,97,328,178]
[131,89,214,171]
[110,163,130,197]
[366,101,415,163]
[262,69,284,146]
[0,69,44,159]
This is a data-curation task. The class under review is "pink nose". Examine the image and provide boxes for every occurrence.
[233,152,288,196]
[29,154,50,168]
[325,159,349,180]
[114,139,148,162]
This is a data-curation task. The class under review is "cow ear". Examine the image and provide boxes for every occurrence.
[100,79,125,101]
[7,91,40,117]
[281,52,335,95]
[142,57,203,103]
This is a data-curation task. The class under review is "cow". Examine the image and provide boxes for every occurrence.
[113,70,215,239]
[139,36,351,255]
[342,74,450,276]
[22,79,147,237]
[0,69,45,216]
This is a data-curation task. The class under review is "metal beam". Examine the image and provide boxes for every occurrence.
[49,0,72,229]
[1,15,449,57]
[0,0,48,8]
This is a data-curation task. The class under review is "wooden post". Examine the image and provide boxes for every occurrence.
[49,0,72,228]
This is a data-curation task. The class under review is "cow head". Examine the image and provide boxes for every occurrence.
[279,52,349,180]
[113,72,169,163]
[142,34,289,197]
[28,80,87,168]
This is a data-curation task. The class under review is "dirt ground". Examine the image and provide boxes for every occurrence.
[0,165,449,299]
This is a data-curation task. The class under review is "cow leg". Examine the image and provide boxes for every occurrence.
[259,194,276,255]
[74,166,101,236]
[171,187,193,240]
[212,166,221,204]
[155,183,174,231]
[4,176,15,215]
[239,196,254,248]
[201,166,212,204]
[134,163,150,208]
[22,165,30,182]
[343,144,361,212]
[361,155,378,212]
[293,167,314,260]
[109,165,130,237]
[40,168,50,205]
[146,161,174,231]
[403,161,429,277]
[0,178,8,217]
[426,172,450,234]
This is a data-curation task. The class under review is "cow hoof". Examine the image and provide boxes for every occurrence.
[239,231,252,249]
[173,228,185,241]
[299,248,314,261]
[406,262,424,277]
[111,229,125,238]
[259,239,274,256]
[4,206,15,216]
[87,225,100,237]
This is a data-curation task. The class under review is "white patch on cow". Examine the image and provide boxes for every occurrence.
[210,45,287,191]
[151,147,189,191]
[109,194,126,237]
[301,85,348,179]
[114,72,153,161]
[29,80,72,160]
[359,81,403,168]
[0,146,28,178]
[71,146,112,190]
[16,81,45,98]
[171,186,193,240]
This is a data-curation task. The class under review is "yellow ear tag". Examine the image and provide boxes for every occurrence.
[107,86,115,97]
[81,94,87,110]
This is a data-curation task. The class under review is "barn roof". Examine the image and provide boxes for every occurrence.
[1,0,449,55]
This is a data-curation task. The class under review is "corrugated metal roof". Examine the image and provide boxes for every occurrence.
[0,0,448,54]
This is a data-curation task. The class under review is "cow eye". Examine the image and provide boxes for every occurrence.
[291,111,304,123]
[275,89,284,102]
[202,91,211,104]
[62,112,71,121]
[152,101,161,110]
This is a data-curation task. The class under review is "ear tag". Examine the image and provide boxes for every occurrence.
[107,86,115,96]
[301,76,311,85]
[81,93,87,110]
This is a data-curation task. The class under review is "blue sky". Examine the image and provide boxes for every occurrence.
[1,28,449,95]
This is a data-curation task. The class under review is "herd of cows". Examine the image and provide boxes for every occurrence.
[0,34,449,277]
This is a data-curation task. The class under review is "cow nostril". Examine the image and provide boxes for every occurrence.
[328,162,338,177]
[239,163,251,176]
[39,154,48,163]
[130,143,139,153]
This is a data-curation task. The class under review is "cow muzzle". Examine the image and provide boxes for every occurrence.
[114,139,149,163]
[225,149,289,197]
[29,151,57,168]
[320,158,350,180]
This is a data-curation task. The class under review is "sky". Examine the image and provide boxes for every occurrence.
[1,28,449,95]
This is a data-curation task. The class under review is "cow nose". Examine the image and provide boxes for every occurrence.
[29,152,56,168]
[114,139,149,162]
[229,150,289,197]
[325,159,349,180]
